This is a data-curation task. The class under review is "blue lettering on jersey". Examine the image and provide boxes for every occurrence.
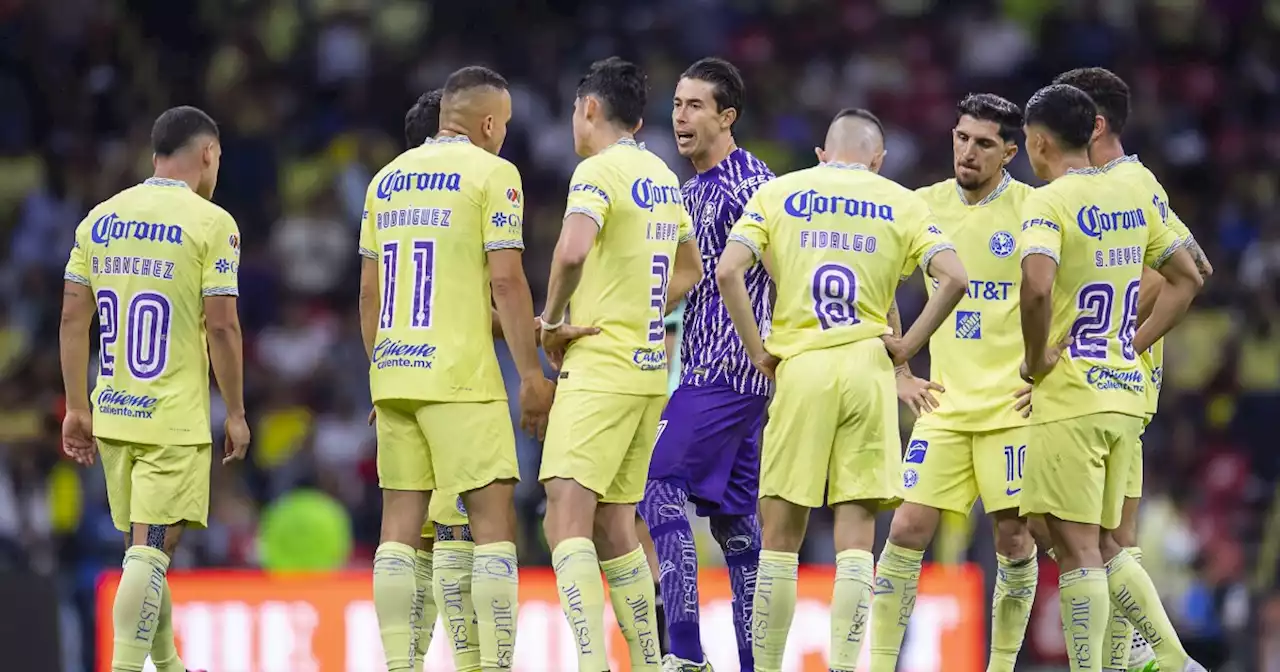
[1076,205,1147,241]
[214,259,238,274]
[955,311,982,339]
[1151,194,1169,224]
[570,182,610,202]
[1095,246,1144,268]
[798,230,878,252]
[782,190,894,222]
[90,213,185,249]
[930,278,1013,301]
[989,231,1015,258]
[631,178,681,212]
[632,347,667,371]
[1085,366,1145,393]
[745,211,764,223]
[372,337,438,370]
[375,169,462,201]
[96,386,159,419]
[904,439,928,464]
[1021,218,1059,232]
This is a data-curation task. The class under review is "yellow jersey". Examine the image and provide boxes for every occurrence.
[728,161,953,360]
[1097,155,1194,416]
[914,172,1034,431]
[1017,167,1183,423]
[64,177,241,446]
[358,136,524,403]
[558,138,694,396]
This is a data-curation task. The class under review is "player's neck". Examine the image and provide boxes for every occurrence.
[587,126,634,157]
[1088,134,1125,167]
[151,163,199,192]
[1049,153,1093,181]
[691,135,737,174]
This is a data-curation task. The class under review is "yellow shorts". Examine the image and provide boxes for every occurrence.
[539,390,666,504]
[98,439,212,533]
[1020,413,1144,529]
[374,398,518,494]
[426,492,470,532]
[901,424,1029,514]
[1124,415,1152,499]
[760,339,899,508]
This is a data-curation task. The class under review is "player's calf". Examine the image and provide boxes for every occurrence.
[376,490,430,671]
[596,502,662,671]
[989,511,1038,672]
[829,501,876,672]
[638,481,705,665]
[709,513,760,670]
[871,506,933,672]
[113,523,186,672]
[461,481,520,670]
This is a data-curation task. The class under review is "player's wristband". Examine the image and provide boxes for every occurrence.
[540,314,565,331]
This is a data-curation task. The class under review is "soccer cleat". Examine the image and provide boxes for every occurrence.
[661,653,713,672]
[1128,631,1158,671]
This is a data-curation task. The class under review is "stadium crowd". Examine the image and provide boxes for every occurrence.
[0,0,1277,669]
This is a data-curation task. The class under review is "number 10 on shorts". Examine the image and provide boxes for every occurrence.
[1003,444,1026,485]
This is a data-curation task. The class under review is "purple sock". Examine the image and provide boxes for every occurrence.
[637,480,704,663]
[711,513,760,671]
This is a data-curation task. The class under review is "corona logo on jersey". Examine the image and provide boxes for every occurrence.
[90,213,185,248]
[782,190,895,222]
[375,169,463,201]
[97,566,983,672]
[1075,204,1147,241]
[630,177,681,211]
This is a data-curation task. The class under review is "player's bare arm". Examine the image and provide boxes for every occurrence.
[489,247,556,440]
[1184,234,1214,279]
[665,238,704,314]
[1018,252,1057,381]
[59,280,96,465]
[1132,247,1203,354]
[359,257,379,360]
[539,212,598,367]
[886,249,967,365]
[887,297,945,414]
[205,294,249,464]
[715,240,777,378]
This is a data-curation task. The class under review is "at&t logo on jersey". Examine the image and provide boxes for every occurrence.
[1076,205,1147,240]
[372,338,438,370]
[989,230,1015,258]
[782,190,894,222]
[91,213,185,248]
[631,178,681,212]
[375,169,462,201]
[96,386,159,419]
[955,310,982,339]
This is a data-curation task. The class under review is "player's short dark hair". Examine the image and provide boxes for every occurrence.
[1053,67,1130,135]
[832,107,885,141]
[443,66,508,96]
[405,89,443,146]
[577,56,648,129]
[151,106,219,156]
[956,93,1023,142]
[680,57,745,121]
[1024,84,1097,150]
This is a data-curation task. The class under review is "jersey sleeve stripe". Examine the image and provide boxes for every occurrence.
[484,240,525,252]
[202,286,239,297]
[1150,237,1184,269]
[727,233,763,262]
[678,231,695,244]
[64,272,90,286]
[565,206,604,229]
[1020,245,1060,265]
[358,246,377,259]
[920,242,957,273]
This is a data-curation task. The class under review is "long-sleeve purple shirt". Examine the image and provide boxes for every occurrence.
[678,147,774,397]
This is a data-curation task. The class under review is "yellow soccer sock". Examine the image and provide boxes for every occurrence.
[869,542,923,672]
[434,541,481,671]
[751,549,799,672]
[551,537,609,672]
[1059,567,1109,672]
[830,549,874,672]
[149,580,185,672]
[474,541,520,670]
[1107,549,1191,671]
[412,549,437,671]
[989,549,1038,672]
[374,542,421,671]
[602,546,662,672]
[112,545,169,672]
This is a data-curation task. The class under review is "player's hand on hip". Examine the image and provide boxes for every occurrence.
[518,377,556,441]
[540,320,599,371]
[1022,336,1073,382]
[897,374,944,416]
[1013,384,1033,418]
[61,409,96,466]
[881,335,912,366]
[222,414,251,465]
[751,351,780,379]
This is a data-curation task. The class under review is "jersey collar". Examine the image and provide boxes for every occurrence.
[423,134,472,146]
[143,177,191,189]
[820,161,869,171]
[1065,164,1103,176]
[604,136,645,152]
[1099,154,1139,172]
[955,170,1013,207]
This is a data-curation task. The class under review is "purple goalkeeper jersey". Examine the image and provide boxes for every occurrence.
[678,147,775,397]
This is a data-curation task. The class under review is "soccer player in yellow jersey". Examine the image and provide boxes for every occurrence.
[360,66,555,672]
[869,94,1040,672]
[1049,67,1215,672]
[537,57,704,672]
[1017,84,1206,672]
[60,106,247,672]
[718,108,969,672]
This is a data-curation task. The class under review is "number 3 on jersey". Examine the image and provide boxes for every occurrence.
[648,254,671,342]
[812,262,859,330]
[97,289,172,379]
[1069,278,1140,360]
[380,240,436,330]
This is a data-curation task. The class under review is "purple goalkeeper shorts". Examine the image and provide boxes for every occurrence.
[647,384,768,517]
